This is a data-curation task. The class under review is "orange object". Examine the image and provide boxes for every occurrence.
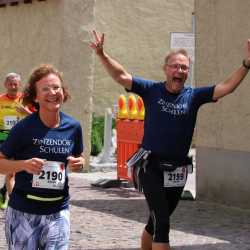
[116,119,144,180]
[136,96,145,120]
[117,94,128,119]
[127,95,137,120]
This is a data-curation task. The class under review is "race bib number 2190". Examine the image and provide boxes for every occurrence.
[32,161,65,190]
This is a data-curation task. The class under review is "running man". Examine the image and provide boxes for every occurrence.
[90,31,250,250]
[0,73,32,209]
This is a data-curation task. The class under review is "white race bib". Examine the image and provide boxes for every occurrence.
[163,166,187,187]
[3,116,19,130]
[32,161,65,190]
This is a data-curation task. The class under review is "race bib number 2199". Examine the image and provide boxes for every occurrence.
[163,166,187,187]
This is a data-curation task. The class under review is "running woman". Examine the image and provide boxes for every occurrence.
[0,64,85,249]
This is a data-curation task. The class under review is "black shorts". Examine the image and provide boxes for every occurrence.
[140,155,184,243]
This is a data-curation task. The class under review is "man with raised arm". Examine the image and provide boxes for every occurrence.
[91,30,250,250]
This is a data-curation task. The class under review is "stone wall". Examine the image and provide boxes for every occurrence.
[0,0,194,170]
[195,0,250,208]
[93,0,194,115]
[0,0,95,169]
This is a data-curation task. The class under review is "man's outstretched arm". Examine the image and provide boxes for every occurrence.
[90,30,133,90]
[213,39,250,100]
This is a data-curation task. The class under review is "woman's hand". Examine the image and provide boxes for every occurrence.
[23,158,45,175]
[67,155,85,172]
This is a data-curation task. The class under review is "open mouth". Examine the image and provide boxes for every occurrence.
[173,77,183,83]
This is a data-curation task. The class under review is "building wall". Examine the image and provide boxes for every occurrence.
[195,0,250,208]
[0,0,195,169]
[0,0,95,169]
[93,0,194,115]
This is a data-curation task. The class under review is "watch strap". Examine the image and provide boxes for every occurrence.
[242,59,250,70]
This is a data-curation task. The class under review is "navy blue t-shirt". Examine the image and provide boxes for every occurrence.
[0,111,84,214]
[130,76,215,161]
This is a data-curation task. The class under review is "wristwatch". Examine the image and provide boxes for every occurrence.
[242,59,250,70]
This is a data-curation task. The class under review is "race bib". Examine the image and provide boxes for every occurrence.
[32,161,65,190]
[163,166,187,187]
[3,116,19,130]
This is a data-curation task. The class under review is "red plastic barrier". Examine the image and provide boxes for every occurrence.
[116,119,144,180]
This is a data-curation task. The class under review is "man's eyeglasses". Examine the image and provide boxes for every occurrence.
[167,64,190,72]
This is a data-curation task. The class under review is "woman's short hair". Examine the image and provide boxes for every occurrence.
[23,64,70,109]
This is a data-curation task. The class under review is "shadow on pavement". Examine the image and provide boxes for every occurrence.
[173,243,232,250]
[172,200,250,237]
[74,185,142,198]
[70,197,148,224]
[79,242,232,250]
[70,184,250,248]
[85,249,138,250]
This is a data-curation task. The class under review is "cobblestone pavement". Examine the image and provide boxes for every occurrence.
[0,172,250,250]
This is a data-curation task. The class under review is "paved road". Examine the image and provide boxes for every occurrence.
[0,171,250,250]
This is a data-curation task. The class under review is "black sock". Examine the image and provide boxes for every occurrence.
[0,184,7,196]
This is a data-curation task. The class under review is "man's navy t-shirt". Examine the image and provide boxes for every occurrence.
[130,76,215,161]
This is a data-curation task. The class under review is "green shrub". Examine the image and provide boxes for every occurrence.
[91,113,116,156]
[91,114,105,156]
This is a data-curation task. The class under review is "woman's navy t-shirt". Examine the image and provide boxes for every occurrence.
[0,111,83,214]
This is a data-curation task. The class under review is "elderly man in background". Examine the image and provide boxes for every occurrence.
[0,73,33,209]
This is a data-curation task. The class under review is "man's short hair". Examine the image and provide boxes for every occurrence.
[164,49,190,65]
[5,72,21,82]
